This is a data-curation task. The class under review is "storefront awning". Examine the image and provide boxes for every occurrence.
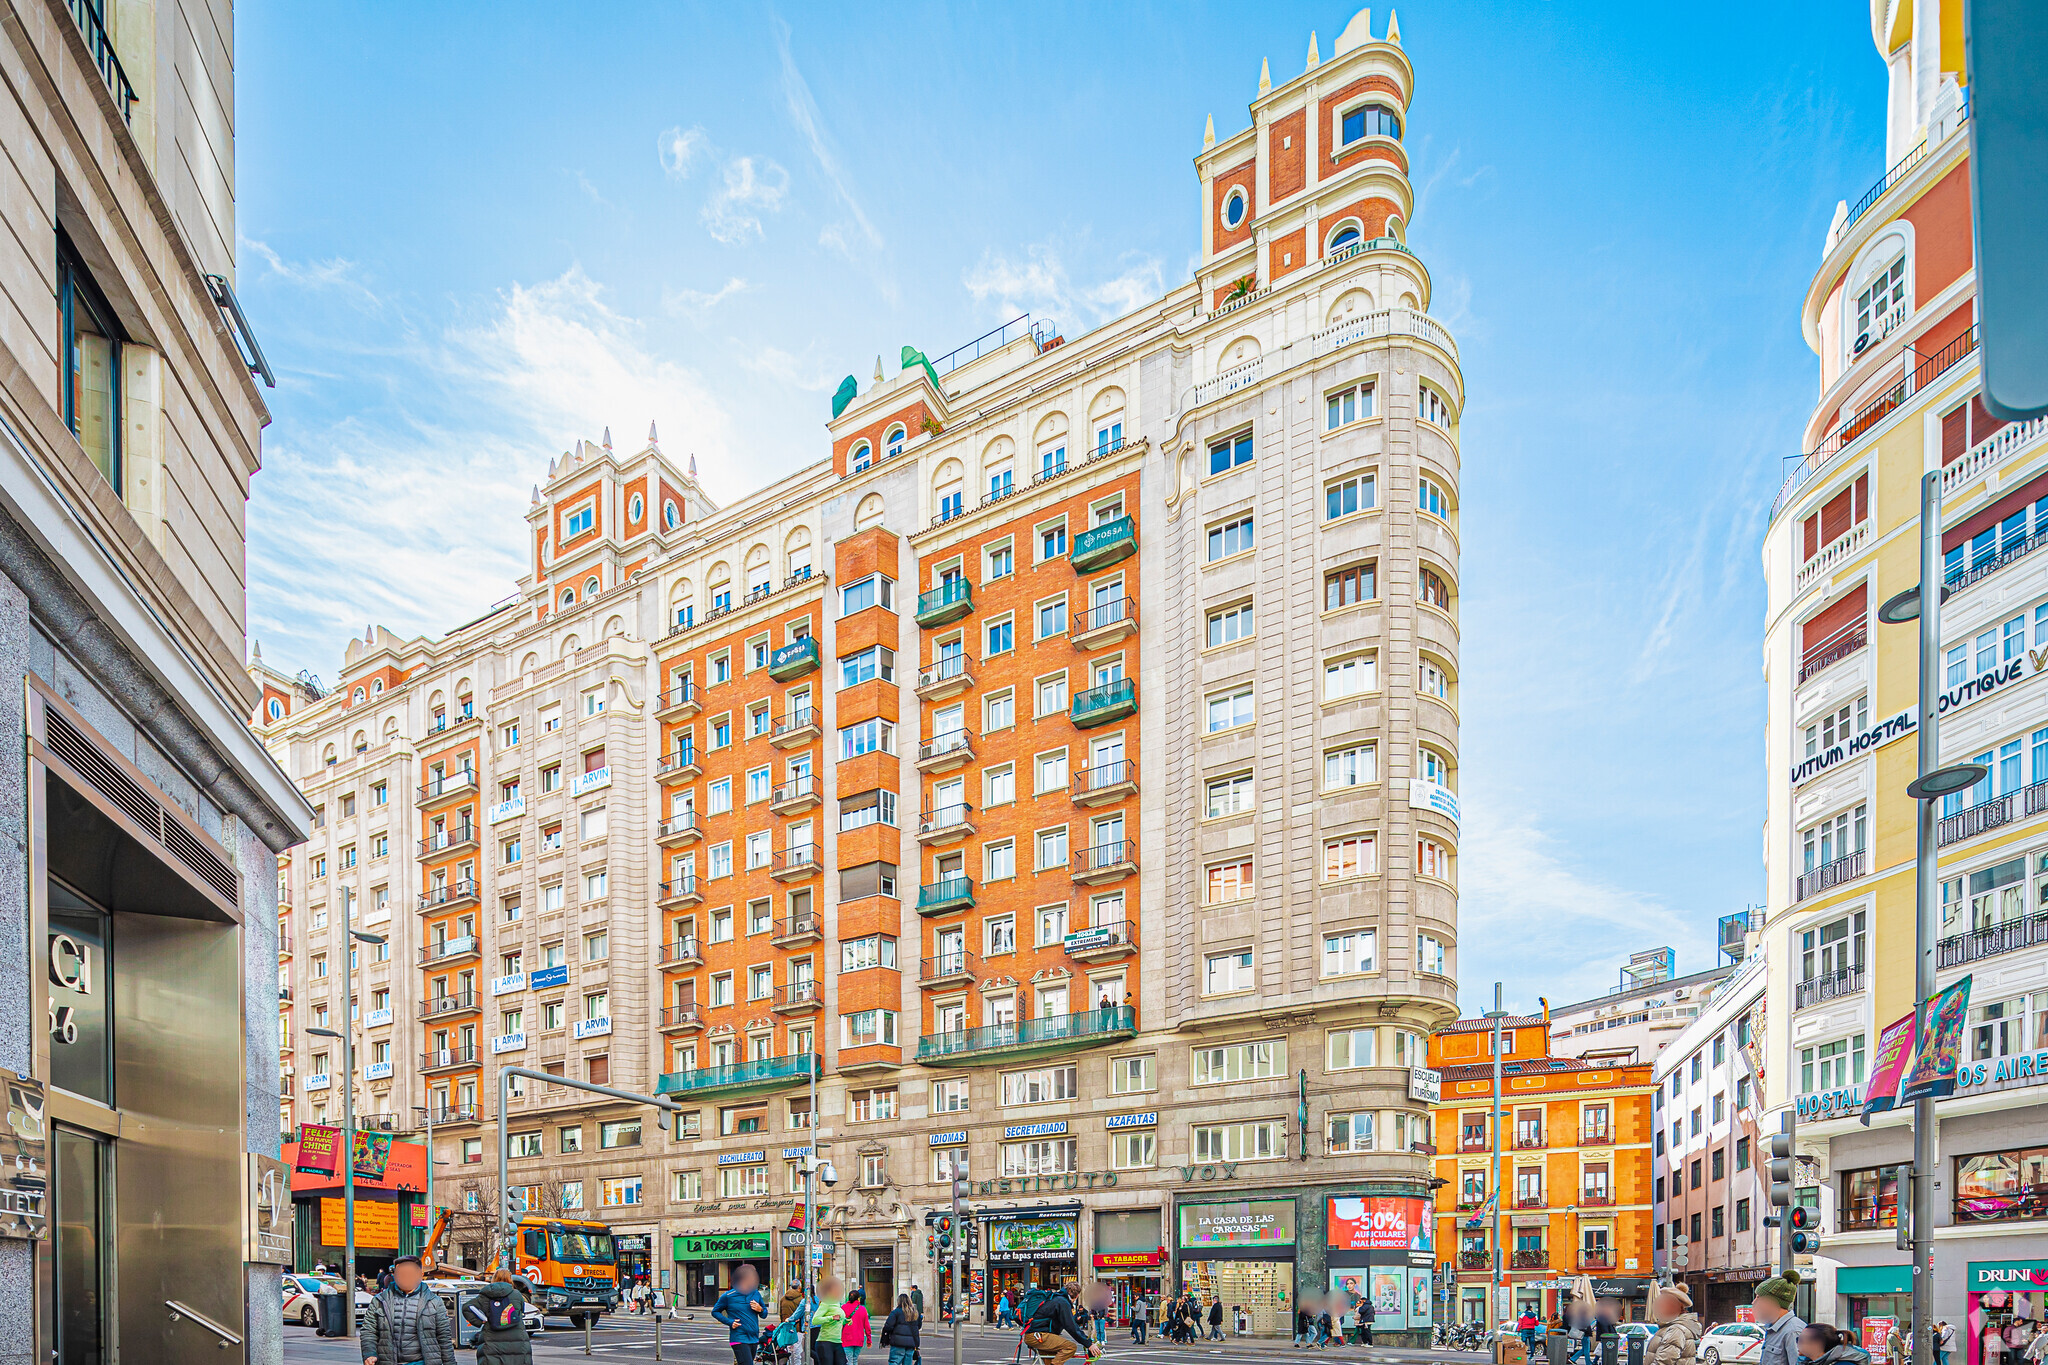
[1837,1265,1913,1296]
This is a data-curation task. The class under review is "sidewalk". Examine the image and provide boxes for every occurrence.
[926,1321,1484,1358]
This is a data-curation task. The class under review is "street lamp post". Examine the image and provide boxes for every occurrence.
[308,928,384,1342]
[1485,983,1506,1332]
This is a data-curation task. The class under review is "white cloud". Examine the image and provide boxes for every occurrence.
[774,18,892,299]
[244,238,383,311]
[962,242,1164,327]
[740,344,839,393]
[702,155,789,244]
[658,125,709,178]
[664,277,749,317]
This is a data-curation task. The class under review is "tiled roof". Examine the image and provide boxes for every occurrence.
[1436,1014,1545,1034]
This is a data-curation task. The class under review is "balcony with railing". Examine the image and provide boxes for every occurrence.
[1794,964,1866,1010]
[916,580,974,627]
[424,1105,482,1126]
[420,1046,480,1072]
[1796,849,1867,901]
[1798,618,1868,684]
[1943,414,2048,502]
[1937,910,2048,970]
[917,876,975,916]
[768,637,821,682]
[417,771,478,807]
[1578,1250,1616,1272]
[659,1003,704,1033]
[658,812,703,845]
[426,709,482,739]
[920,951,977,988]
[771,844,819,881]
[1796,520,1872,595]
[417,880,480,913]
[1064,918,1138,963]
[1939,780,2048,847]
[771,706,821,748]
[1072,758,1137,806]
[918,803,975,846]
[66,0,138,120]
[656,1052,820,1099]
[1072,595,1138,650]
[772,979,824,1015]
[914,1004,1137,1065]
[419,990,481,1020]
[917,653,974,701]
[1071,515,1137,573]
[278,931,293,959]
[916,729,975,773]
[1457,1250,1492,1271]
[1515,1194,1545,1209]
[655,744,702,784]
[1072,838,1138,884]
[1579,1190,1615,1208]
[1071,678,1137,728]
[654,680,701,718]
[1460,1136,1489,1154]
[658,936,703,969]
[419,937,481,967]
[771,913,822,947]
[1578,1126,1613,1147]
[771,775,822,815]
[657,876,701,908]
[418,823,478,858]
[1514,1132,1546,1150]
[1510,1249,1549,1270]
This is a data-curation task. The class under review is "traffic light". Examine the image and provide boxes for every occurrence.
[938,1215,953,1252]
[1671,1233,1690,1271]
[1767,1112,1796,1208]
[1788,1206,1821,1256]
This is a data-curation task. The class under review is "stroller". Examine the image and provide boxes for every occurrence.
[760,1302,811,1365]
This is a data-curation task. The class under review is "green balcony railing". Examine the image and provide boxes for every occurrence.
[1070,677,1137,728]
[767,636,820,681]
[655,1053,819,1097]
[1071,515,1136,572]
[915,579,974,626]
[916,876,975,915]
[915,1005,1137,1064]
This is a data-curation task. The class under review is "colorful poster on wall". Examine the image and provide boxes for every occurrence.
[1327,1196,1432,1253]
[1370,1269,1408,1330]
[352,1129,394,1180]
[411,1204,429,1228]
[1179,1200,1295,1248]
[1407,1267,1433,1328]
[321,1196,400,1249]
[1329,1270,1369,1304]
[295,1124,341,1178]
[1900,977,1972,1102]
[1861,1013,1918,1123]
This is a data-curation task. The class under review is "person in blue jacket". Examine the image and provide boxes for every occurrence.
[713,1265,771,1365]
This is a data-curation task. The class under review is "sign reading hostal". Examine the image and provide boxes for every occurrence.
[675,1232,773,1260]
[1178,1200,1295,1249]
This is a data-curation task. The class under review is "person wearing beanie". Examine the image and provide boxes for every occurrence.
[1753,1271,1807,1365]
[1647,1285,1702,1365]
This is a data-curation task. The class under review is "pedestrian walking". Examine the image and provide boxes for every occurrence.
[882,1294,923,1365]
[1130,1293,1149,1345]
[996,1290,1016,1329]
[812,1278,851,1365]
[845,1289,872,1365]
[1360,1293,1376,1345]
[1340,1303,1358,1346]
[461,1269,536,1365]
[712,1264,771,1365]
[1938,1323,1956,1365]
[1752,1271,1808,1365]
[1209,1297,1224,1341]
[910,1285,925,1320]
[1646,1285,1703,1365]
[359,1253,456,1365]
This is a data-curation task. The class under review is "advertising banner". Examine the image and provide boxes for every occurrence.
[295,1124,342,1178]
[1370,1269,1407,1328]
[1860,1012,1918,1123]
[321,1196,400,1249]
[1408,1267,1434,1327]
[1179,1200,1295,1249]
[990,1219,1077,1261]
[1900,976,1972,1102]
[352,1129,394,1180]
[1860,1317,1897,1354]
[1327,1196,1432,1253]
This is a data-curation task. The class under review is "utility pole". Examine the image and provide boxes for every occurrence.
[309,927,383,1342]
[495,1067,676,1269]
[950,1158,968,1365]
[1488,983,1506,1332]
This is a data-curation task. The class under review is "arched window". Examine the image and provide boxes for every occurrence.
[1418,653,1455,704]
[560,586,575,607]
[744,544,772,596]
[1327,221,1363,255]
[786,528,813,581]
[850,441,874,473]
[1326,288,1375,324]
[562,634,580,654]
[1846,229,1911,359]
[519,652,540,673]
[932,459,965,524]
[1418,385,1454,428]
[370,679,384,694]
[351,687,366,703]
[708,562,732,613]
[630,493,645,522]
[982,436,1015,503]
[1087,387,1126,455]
[584,575,601,598]
[885,426,907,460]
[352,730,368,753]
[854,493,886,531]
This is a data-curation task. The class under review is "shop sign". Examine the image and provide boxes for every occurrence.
[783,1146,812,1158]
[296,1123,343,1178]
[492,1032,526,1054]
[1410,779,1461,827]
[1095,1251,1164,1268]
[990,1218,1077,1261]
[1105,1113,1157,1130]
[244,1151,293,1264]
[322,1196,399,1249]
[1795,1085,1864,1120]
[1178,1200,1295,1249]
[531,965,569,990]
[1790,709,1917,785]
[492,972,527,995]
[930,1130,968,1146]
[1954,1046,2048,1094]
[489,797,525,824]
[573,1016,612,1040]
[781,1229,835,1250]
[1409,1067,1441,1103]
[571,766,612,796]
[616,1235,651,1251]
[1003,1121,1068,1139]
[1968,1262,2048,1290]
[718,1151,767,1165]
[365,1061,393,1080]
[675,1232,773,1259]
[1328,1196,1432,1253]
[1064,925,1121,952]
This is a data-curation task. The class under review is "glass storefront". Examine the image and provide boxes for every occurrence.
[674,1232,774,1307]
[1095,1209,1164,1326]
[1966,1262,2047,1365]
[1180,1259,1294,1336]
[1176,1200,1298,1337]
[985,1209,1080,1313]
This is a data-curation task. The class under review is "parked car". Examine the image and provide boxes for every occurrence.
[1701,1323,1768,1365]
[283,1273,343,1327]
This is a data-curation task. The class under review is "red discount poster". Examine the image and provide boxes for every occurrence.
[1327,1196,1432,1252]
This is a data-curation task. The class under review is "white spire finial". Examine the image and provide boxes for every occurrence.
[1306,31,1320,68]
[251,638,262,662]
[1258,57,1271,95]
[874,355,885,385]
[531,483,540,503]
[1386,8,1401,44]
[602,426,612,449]
[648,420,659,445]
[1203,114,1215,149]
[689,454,698,478]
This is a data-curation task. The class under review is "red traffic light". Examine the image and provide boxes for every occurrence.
[1787,1207,1815,1229]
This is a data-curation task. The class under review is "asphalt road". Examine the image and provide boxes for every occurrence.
[282,1316,1487,1365]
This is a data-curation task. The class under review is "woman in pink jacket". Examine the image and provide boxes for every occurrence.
[844,1289,872,1365]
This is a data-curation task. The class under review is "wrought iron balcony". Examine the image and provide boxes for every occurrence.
[917,803,975,845]
[655,746,701,783]
[1458,1250,1492,1270]
[658,936,703,968]
[424,1105,482,1125]
[1072,758,1137,806]
[1064,918,1138,962]
[1072,596,1138,650]
[1071,678,1137,728]
[1072,838,1137,884]
[418,824,478,857]
[916,580,974,627]
[916,729,975,773]
[418,937,481,966]
[417,880,480,912]
[920,951,978,987]
[419,990,481,1019]
[658,876,702,908]
[913,1005,1136,1064]
[420,1046,480,1071]
[772,913,822,946]
[916,654,974,700]
[655,681,701,717]
[66,0,138,120]
[1579,1251,1616,1272]
[1796,849,1866,901]
[771,844,819,880]
[417,771,478,806]
[1578,1127,1613,1147]
[659,1004,704,1033]
[772,980,824,1014]
[772,707,821,747]
[1797,618,1867,684]
[657,812,702,844]
[1510,1250,1549,1270]
[1938,780,2048,846]
[772,775,822,814]
[1794,964,1865,1010]
[768,637,821,681]
[1937,910,2048,969]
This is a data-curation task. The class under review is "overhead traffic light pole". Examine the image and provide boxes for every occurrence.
[1766,1109,1796,1274]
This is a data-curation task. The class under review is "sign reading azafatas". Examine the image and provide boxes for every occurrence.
[1178,1200,1294,1248]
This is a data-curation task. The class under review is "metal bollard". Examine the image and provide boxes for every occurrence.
[1602,1335,1619,1365]
[585,1313,594,1355]
[655,1308,663,1361]
[1627,1337,1646,1365]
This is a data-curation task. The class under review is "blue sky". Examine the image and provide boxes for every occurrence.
[236,2,1889,1013]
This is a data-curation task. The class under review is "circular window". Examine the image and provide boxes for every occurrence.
[630,493,645,522]
[1222,187,1248,230]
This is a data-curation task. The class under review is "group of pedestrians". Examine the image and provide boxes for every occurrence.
[350,1251,533,1365]
[713,1265,929,1365]
[1292,1292,1377,1347]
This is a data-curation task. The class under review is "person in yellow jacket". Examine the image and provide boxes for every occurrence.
[811,1278,849,1365]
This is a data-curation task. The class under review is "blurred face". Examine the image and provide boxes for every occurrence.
[393,1261,424,1293]
[1654,1292,1687,1324]
[735,1266,758,1292]
[1753,1296,1784,1325]
[1800,1329,1830,1359]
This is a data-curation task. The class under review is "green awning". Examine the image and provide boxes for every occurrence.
[1836,1265,1913,1296]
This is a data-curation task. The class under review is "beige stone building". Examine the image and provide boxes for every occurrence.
[265,6,1463,1339]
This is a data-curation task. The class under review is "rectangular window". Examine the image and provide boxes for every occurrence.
[931,1078,971,1113]
[986,617,1014,656]
[1324,563,1377,610]
[1001,1139,1080,1176]
[839,1009,898,1048]
[1327,1026,1378,1069]
[840,719,895,758]
[839,575,895,617]
[985,690,1015,733]
[1193,1121,1282,1162]
[1206,860,1254,904]
[1208,431,1254,476]
[1205,949,1254,994]
[1206,772,1254,818]
[1328,1112,1376,1153]
[1035,673,1069,716]
[1193,1040,1285,1084]
[1324,654,1376,699]
[599,1118,641,1149]
[1036,596,1068,639]
[719,1165,770,1198]
[1035,750,1069,794]
[839,645,896,688]
[1322,931,1377,976]
[1207,602,1255,647]
[1110,1055,1154,1094]
[1111,1131,1158,1169]
[1323,743,1376,789]
[1323,835,1376,880]
[1324,473,1377,519]
[839,789,898,832]
[1418,934,1448,975]
[1206,687,1254,732]
[1000,1066,1079,1105]
[1207,515,1255,561]
[1325,384,1376,430]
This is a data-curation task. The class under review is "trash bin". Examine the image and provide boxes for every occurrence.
[318,1291,349,1337]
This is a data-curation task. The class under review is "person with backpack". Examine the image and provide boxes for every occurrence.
[1022,1278,1095,1365]
[845,1289,872,1365]
[811,1277,850,1365]
[713,1265,771,1365]
[882,1293,922,1365]
[461,1270,535,1365]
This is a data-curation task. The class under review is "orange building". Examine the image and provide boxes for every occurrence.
[1429,1014,1656,1323]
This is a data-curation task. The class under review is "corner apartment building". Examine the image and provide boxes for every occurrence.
[1,1,310,1362]
[1649,950,1770,1323]
[1547,947,1737,1065]
[1430,1016,1657,1324]
[267,6,1463,1339]
[1761,0,2048,1337]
